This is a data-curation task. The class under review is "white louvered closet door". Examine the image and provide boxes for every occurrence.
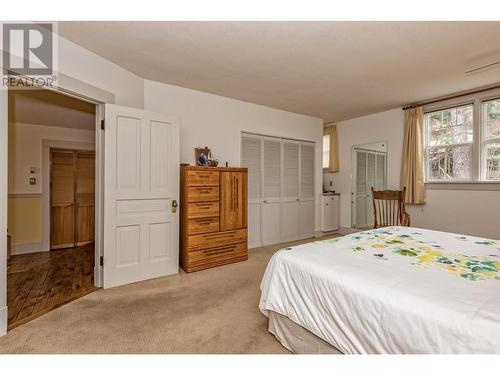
[241,134,263,248]
[299,142,315,238]
[366,152,376,227]
[281,140,300,242]
[262,137,282,245]
[375,153,387,190]
[355,151,367,228]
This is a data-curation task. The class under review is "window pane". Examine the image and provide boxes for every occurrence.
[485,143,500,181]
[484,99,500,140]
[428,145,471,180]
[427,105,473,146]
[322,135,330,168]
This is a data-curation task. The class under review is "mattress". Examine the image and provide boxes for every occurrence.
[259,226,500,354]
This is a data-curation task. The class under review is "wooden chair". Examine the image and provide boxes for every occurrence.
[371,187,411,228]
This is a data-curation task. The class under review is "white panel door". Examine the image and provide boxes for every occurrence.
[299,200,315,238]
[366,152,376,227]
[248,203,262,248]
[104,104,179,289]
[242,134,263,248]
[375,154,387,190]
[355,151,367,228]
[299,142,315,238]
[262,202,281,245]
[262,136,282,245]
[263,137,282,200]
[281,201,299,242]
[241,134,262,202]
[281,140,300,242]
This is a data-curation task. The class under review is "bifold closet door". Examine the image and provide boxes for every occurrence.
[299,142,315,238]
[354,150,386,228]
[375,153,387,190]
[242,134,262,248]
[355,151,367,228]
[51,150,76,249]
[76,152,95,245]
[262,136,282,245]
[366,152,376,227]
[281,140,300,242]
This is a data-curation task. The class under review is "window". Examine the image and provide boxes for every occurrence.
[424,94,500,183]
[482,99,500,181]
[425,105,473,181]
[323,134,330,169]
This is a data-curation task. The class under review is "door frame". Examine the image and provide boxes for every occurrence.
[351,142,388,228]
[3,75,106,283]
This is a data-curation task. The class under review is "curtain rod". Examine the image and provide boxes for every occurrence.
[402,82,500,110]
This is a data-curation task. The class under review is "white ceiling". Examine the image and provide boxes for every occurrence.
[9,89,95,129]
[59,21,500,122]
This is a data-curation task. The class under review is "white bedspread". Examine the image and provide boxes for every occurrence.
[259,226,500,354]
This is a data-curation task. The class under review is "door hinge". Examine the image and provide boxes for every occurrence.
[101,119,105,130]
[100,256,104,267]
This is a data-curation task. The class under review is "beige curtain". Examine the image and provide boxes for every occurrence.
[401,106,425,204]
[324,124,339,172]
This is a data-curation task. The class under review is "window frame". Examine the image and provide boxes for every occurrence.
[423,87,500,185]
[480,97,500,181]
[424,103,474,183]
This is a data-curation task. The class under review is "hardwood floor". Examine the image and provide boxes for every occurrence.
[7,243,97,329]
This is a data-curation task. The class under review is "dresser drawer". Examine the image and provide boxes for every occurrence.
[187,216,220,235]
[187,201,220,218]
[187,170,220,186]
[188,229,247,251]
[187,186,220,202]
[187,242,247,269]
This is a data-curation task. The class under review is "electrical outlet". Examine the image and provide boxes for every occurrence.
[29,177,36,185]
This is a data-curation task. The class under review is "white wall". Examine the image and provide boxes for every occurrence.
[325,109,404,229]
[326,108,500,240]
[143,80,324,230]
[56,37,144,108]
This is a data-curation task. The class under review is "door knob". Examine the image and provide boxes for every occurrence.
[171,200,178,213]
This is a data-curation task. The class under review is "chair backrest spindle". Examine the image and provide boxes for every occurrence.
[371,187,411,229]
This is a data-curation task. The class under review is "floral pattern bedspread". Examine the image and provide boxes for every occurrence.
[260,226,500,353]
[324,227,500,281]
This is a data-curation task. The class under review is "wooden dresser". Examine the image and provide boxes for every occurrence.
[180,166,248,272]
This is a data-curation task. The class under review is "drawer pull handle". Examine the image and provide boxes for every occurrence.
[196,219,215,223]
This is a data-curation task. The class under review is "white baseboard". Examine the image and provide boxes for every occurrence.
[12,242,47,255]
[315,230,339,237]
[338,226,361,235]
[94,265,103,288]
[0,305,7,336]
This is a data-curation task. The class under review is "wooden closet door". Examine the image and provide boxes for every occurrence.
[51,150,76,249]
[76,151,95,245]
[220,171,247,231]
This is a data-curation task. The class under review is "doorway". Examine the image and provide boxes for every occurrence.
[6,87,100,329]
[351,141,387,229]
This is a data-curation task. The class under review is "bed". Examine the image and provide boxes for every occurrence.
[259,226,500,354]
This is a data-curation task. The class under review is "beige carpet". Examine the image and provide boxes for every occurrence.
[0,234,339,354]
